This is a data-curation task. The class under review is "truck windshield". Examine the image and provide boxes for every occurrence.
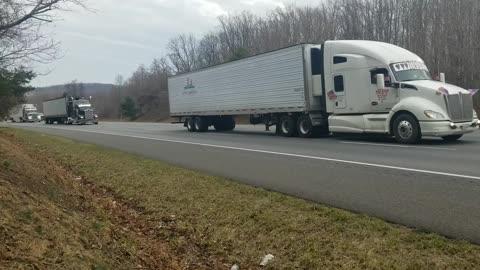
[390,62,431,82]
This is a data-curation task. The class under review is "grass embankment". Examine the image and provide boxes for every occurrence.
[1,128,480,269]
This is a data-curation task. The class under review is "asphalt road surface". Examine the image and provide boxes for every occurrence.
[5,121,480,243]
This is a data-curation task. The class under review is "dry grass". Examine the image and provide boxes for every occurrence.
[2,128,480,269]
[0,130,182,270]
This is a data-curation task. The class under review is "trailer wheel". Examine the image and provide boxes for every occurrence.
[393,114,421,144]
[186,118,197,132]
[297,115,314,138]
[194,117,208,132]
[213,120,226,131]
[442,134,463,142]
[223,116,236,131]
[279,115,297,137]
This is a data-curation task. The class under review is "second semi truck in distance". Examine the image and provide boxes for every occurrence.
[43,96,99,125]
[8,104,41,122]
[168,40,478,144]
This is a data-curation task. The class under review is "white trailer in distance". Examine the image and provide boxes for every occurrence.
[168,40,478,144]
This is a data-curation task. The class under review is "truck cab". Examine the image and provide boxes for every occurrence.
[9,104,39,122]
[319,40,477,143]
[67,97,99,125]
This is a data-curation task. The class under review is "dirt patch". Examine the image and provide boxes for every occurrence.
[0,132,184,269]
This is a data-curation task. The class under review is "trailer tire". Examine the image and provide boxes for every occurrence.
[213,121,226,132]
[194,117,208,132]
[186,118,197,132]
[442,134,463,142]
[279,115,297,137]
[393,114,421,144]
[297,115,314,138]
[223,116,236,131]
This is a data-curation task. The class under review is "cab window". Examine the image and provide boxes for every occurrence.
[371,68,392,86]
[334,75,344,92]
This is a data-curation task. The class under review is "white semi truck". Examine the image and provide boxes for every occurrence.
[8,104,41,122]
[168,40,478,144]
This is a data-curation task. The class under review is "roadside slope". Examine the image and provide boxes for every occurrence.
[1,128,480,269]
[0,129,183,270]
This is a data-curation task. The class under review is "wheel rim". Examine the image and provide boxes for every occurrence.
[299,119,310,135]
[195,120,200,130]
[281,119,291,134]
[398,120,413,139]
[187,120,193,130]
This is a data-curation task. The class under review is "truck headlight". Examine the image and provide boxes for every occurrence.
[28,116,32,119]
[80,115,84,119]
[424,110,444,119]
[94,114,98,119]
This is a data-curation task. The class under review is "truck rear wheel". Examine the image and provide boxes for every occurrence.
[279,115,297,137]
[194,117,208,132]
[214,116,235,132]
[186,118,196,132]
[297,115,314,138]
[223,116,236,131]
[442,135,463,142]
[393,114,421,144]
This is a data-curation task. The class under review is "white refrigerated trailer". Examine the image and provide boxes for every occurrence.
[168,40,478,144]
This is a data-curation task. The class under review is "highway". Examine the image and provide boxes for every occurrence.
[5,121,480,243]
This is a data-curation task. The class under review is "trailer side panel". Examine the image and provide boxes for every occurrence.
[43,98,67,118]
[169,45,307,116]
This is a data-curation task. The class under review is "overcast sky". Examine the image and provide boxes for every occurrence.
[32,0,324,87]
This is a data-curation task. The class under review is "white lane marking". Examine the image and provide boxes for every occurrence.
[340,141,457,151]
[24,125,480,181]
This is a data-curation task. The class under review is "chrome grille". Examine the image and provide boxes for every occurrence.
[447,94,473,122]
[85,110,94,120]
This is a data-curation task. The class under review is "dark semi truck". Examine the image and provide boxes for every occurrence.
[43,96,99,125]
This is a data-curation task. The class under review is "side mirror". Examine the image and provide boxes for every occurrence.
[376,74,385,89]
[440,73,446,83]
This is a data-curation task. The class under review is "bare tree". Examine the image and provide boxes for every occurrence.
[167,34,198,73]
[0,0,85,67]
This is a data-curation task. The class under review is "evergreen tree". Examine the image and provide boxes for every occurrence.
[0,67,35,117]
[120,97,138,120]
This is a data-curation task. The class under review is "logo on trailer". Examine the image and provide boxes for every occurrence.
[184,78,195,90]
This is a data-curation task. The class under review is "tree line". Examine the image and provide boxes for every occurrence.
[108,0,479,120]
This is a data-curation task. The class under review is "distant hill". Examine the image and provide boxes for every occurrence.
[31,83,114,98]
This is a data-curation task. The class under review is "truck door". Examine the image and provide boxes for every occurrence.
[332,73,347,109]
[369,68,398,112]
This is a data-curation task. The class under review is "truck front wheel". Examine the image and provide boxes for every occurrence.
[393,114,421,144]
[279,115,297,137]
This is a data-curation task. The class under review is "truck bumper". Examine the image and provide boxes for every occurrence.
[420,120,478,137]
